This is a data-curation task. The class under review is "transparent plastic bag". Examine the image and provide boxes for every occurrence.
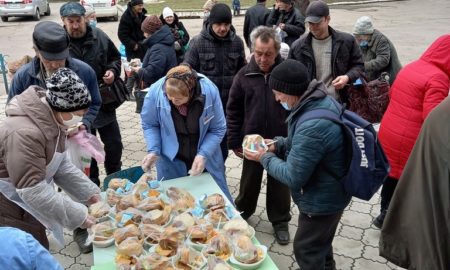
[67,130,105,176]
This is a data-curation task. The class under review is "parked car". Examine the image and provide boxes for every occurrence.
[80,0,118,21]
[0,0,50,22]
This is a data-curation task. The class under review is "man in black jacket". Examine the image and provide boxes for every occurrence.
[184,3,246,161]
[266,0,305,46]
[60,2,123,254]
[117,0,146,95]
[289,0,364,103]
[243,0,269,49]
[227,26,291,245]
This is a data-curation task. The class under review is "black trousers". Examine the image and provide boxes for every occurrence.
[89,119,123,185]
[220,134,228,162]
[380,176,398,211]
[294,212,342,270]
[235,159,291,228]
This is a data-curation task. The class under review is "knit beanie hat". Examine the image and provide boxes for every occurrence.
[130,0,143,6]
[353,16,374,35]
[209,3,232,25]
[269,59,310,96]
[162,7,174,19]
[141,15,163,35]
[45,68,91,112]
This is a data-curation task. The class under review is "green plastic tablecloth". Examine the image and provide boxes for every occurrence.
[91,173,279,270]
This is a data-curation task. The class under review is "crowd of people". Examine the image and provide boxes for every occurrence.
[0,0,449,269]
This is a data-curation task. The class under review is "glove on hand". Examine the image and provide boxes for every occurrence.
[188,155,206,176]
[141,153,159,172]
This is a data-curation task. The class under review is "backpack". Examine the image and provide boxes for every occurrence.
[297,100,390,201]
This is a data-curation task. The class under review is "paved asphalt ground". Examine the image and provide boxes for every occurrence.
[0,0,449,269]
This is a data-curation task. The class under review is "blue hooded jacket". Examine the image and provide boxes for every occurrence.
[140,74,232,200]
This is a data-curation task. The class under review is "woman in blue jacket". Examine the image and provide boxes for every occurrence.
[140,65,232,200]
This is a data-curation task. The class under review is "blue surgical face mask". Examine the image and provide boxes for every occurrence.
[281,101,291,111]
[89,20,97,29]
[359,40,369,48]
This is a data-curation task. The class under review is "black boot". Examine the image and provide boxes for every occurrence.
[73,227,93,254]
[373,209,387,229]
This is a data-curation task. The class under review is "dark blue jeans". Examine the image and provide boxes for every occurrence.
[89,119,123,186]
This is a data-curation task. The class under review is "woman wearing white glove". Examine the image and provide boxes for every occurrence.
[140,64,232,200]
[0,69,101,250]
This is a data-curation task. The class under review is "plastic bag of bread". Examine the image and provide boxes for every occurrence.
[115,254,137,270]
[108,178,129,190]
[114,224,142,245]
[106,188,123,206]
[92,220,116,241]
[242,134,268,152]
[173,245,206,270]
[88,201,111,219]
[115,207,144,227]
[187,223,217,244]
[206,209,230,227]
[116,236,143,257]
[135,253,174,270]
[202,234,232,261]
[166,187,195,212]
[233,235,258,264]
[222,218,253,238]
[206,256,234,270]
[116,193,140,212]
[155,226,183,257]
[171,212,195,232]
[136,197,164,212]
[142,205,172,226]
[141,224,163,246]
[200,193,226,212]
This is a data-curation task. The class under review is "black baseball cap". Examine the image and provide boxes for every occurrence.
[305,0,329,23]
[60,2,86,17]
[33,21,70,61]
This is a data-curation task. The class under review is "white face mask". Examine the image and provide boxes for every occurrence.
[59,113,83,128]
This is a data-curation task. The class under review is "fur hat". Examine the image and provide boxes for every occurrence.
[141,15,163,35]
[269,59,310,96]
[45,68,91,112]
[353,16,374,35]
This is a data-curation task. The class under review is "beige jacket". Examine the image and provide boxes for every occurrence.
[0,86,100,230]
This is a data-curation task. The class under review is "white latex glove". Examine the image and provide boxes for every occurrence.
[142,153,159,172]
[188,155,206,176]
[80,215,96,229]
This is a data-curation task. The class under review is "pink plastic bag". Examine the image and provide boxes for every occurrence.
[67,130,105,176]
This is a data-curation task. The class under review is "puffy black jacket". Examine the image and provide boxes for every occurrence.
[68,26,121,128]
[226,55,288,150]
[184,23,246,111]
[138,25,178,88]
[289,26,364,85]
[266,6,305,46]
[243,3,269,48]
[117,3,147,61]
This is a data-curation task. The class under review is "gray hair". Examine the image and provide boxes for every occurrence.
[250,26,281,53]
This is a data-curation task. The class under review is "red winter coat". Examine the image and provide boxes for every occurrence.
[378,35,450,180]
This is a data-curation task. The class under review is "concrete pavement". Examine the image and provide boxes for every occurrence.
[0,0,449,269]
